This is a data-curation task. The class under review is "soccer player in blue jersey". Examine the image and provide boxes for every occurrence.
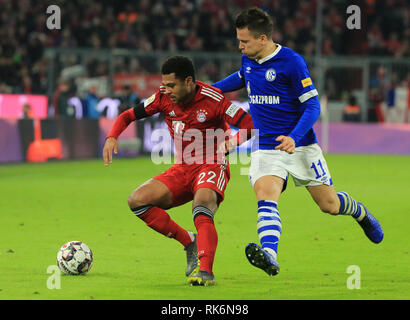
[212,7,384,277]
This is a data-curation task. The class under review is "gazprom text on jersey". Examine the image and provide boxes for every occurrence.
[249,95,280,104]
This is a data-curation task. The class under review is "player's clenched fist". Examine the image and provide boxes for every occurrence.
[275,135,295,154]
[103,137,118,166]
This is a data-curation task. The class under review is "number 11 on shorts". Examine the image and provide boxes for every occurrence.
[310,160,326,179]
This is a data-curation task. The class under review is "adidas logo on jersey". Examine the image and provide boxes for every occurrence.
[168,110,177,117]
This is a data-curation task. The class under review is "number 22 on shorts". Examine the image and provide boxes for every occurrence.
[197,170,226,191]
[198,171,216,184]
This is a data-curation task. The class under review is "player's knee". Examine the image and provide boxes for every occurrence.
[193,189,218,213]
[128,189,151,209]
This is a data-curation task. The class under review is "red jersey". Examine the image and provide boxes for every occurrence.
[107,81,253,164]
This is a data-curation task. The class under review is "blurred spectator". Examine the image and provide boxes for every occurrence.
[52,79,76,117]
[343,95,361,122]
[184,31,204,51]
[84,85,100,119]
[369,65,390,105]
[385,32,403,55]
[121,85,140,106]
[367,24,386,55]
[0,0,408,99]
[23,103,33,119]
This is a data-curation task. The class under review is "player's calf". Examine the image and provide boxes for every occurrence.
[127,183,195,253]
[192,206,218,276]
[318,200,340,215]
[131,206,193,247]
[307,185,340,215]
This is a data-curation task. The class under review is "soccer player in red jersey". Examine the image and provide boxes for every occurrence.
[103,55,254,286]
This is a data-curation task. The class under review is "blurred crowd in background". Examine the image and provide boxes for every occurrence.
[0,0,409,120]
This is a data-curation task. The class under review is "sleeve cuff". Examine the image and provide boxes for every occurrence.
[298,89,318,103]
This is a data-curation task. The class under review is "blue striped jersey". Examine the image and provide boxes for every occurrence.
[214,44,320,150]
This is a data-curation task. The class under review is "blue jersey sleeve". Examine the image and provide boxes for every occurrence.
[285,53,320,144]
[212,71,245,93]
[288,95,321,144]
[212,55,246,93]
[289,54,318,103]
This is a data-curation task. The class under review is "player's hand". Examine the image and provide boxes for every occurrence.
[103,137,118,166]
[275,135,295,154]
[218,138,238,155]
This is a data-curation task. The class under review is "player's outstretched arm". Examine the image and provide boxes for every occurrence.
[212,72,245,93]
[103,137,118,166]
[103,103,148,166]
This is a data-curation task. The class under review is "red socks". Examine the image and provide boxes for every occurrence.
[138,206,192,247]
[194,215,218,275]
[138,206,218,275]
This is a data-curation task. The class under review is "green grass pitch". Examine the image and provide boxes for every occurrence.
[0,154,409,300]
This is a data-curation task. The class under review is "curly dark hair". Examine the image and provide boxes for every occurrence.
[161,55,196,82]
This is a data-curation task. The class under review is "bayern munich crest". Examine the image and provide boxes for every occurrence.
[265,68,277,82]
[196,109,208,122]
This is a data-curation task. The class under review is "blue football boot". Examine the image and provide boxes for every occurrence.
[245,242,280,276]
[357,203,384,244]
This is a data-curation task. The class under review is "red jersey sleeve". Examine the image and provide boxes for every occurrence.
[106,108,136,139]
[143,89,164,116]
[219,99,254,145]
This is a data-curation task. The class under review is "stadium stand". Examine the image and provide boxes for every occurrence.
[0,0,408,97]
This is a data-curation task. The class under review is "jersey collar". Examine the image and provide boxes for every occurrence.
[255,44,282,64]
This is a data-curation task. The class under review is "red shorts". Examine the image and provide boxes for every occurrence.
[153,161,230,208]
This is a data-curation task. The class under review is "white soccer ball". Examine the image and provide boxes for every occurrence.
[57,241,93,275]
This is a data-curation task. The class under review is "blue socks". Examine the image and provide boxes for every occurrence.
[256,193,365,262]
[337,192,366,221]
[257,200,282,260]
